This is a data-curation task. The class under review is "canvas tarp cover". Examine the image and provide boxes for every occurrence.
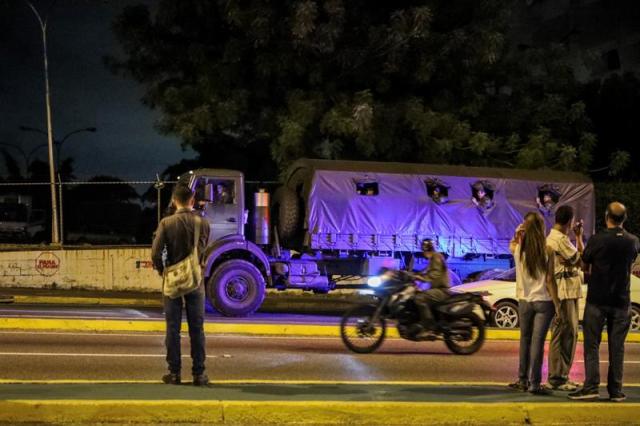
[306,170,594,255]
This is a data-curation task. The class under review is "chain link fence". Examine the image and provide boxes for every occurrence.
[0,178,281,245]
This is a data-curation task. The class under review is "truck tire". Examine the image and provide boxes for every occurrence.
[273,187,301,244]
[207,259,266,317]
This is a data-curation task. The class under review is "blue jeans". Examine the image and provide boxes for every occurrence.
[164,287,206,376]
[518,300,555,389]
[582,303,631,395]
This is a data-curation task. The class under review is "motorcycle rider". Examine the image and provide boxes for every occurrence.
[411,238,451,336]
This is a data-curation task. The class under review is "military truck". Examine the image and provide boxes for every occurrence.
[181,159,594,316]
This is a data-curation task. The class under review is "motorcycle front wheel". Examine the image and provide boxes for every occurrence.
[444,314,485,355]
[340,305,386,354]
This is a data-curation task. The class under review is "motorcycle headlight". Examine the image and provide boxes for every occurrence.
[367,276,383,288]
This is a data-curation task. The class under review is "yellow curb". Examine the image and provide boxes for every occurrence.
[0,379,509,386]
[2,379,640,387]
[0,317,345,336]
[1,317,639,342]
[12,295,162,307]
[0,317,166,333]
[0,400,639,425]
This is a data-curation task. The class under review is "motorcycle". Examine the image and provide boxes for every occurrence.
[340,269,493,355]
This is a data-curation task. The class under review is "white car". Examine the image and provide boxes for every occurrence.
[454,268,640,332]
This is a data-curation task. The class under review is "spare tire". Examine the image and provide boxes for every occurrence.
[272,186,301,245]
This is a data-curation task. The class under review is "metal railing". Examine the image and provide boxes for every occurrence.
[0,177,280,246]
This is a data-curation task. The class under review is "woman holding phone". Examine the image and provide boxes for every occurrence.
[508,212,560,395]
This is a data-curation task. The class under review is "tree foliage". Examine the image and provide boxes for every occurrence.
[108,0,626,176]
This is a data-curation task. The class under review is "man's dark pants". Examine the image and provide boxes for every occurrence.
[164,286,206,376]
[582,302,631,395]
[518,300,554,389]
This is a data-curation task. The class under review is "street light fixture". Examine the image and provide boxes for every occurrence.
[0,142,50,176]
[19,126,97,169]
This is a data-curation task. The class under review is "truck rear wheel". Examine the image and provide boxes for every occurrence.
[207,259,266,317]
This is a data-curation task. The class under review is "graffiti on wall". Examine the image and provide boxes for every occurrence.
[35,252,60,277]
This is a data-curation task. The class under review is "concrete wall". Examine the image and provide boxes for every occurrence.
[0,247,161,292]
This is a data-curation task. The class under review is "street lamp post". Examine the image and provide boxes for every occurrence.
[0,142,56,177]
[24,0,59,244]
[19,125,96,245]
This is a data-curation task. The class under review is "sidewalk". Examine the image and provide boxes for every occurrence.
[0,381,638,424]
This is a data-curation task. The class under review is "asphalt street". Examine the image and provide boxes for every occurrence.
[1,330,640,384]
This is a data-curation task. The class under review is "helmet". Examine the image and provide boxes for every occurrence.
[421,238,435,252]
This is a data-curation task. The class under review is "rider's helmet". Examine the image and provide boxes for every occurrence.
[421,238,435,253]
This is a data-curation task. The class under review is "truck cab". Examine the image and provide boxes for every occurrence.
[184,170,246,242]
[175,169,332,317]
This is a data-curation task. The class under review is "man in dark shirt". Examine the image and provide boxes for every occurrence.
[569,202,640,402]
[152,184,210,386]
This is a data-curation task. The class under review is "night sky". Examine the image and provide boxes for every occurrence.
[1,1,196,182]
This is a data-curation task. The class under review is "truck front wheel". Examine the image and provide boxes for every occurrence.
[207,259,266,317]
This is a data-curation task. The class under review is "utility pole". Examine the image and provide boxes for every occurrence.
[25,0,60,244]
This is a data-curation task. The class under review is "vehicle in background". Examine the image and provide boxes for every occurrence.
[66,224,137,245]
[454,267,640,332]
[180,159,594,317]
[463,268,507,283]
[64,201,140,245]
[0,194,45,243]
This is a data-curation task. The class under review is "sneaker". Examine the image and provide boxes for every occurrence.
[193,374,210,386]
[508,381,528,392]
[568,388,599,400]
[162,373,181,385]
[550,381,579,392]
[530,387,554,396]
[609,392,626,402]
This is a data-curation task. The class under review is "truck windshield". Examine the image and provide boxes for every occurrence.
[0,203,28,222]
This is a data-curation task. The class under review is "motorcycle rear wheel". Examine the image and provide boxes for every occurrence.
[444,314,485,355]
[340,305,386,354]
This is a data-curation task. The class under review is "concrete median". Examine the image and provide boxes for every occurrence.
[1,287,365,314]
[0,382,639,425]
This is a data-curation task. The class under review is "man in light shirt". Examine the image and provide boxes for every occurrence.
[546,205,584,391]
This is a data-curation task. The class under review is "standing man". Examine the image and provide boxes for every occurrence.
[152,184,210,386]
[546,205,584,391]
[569,202,640,401]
